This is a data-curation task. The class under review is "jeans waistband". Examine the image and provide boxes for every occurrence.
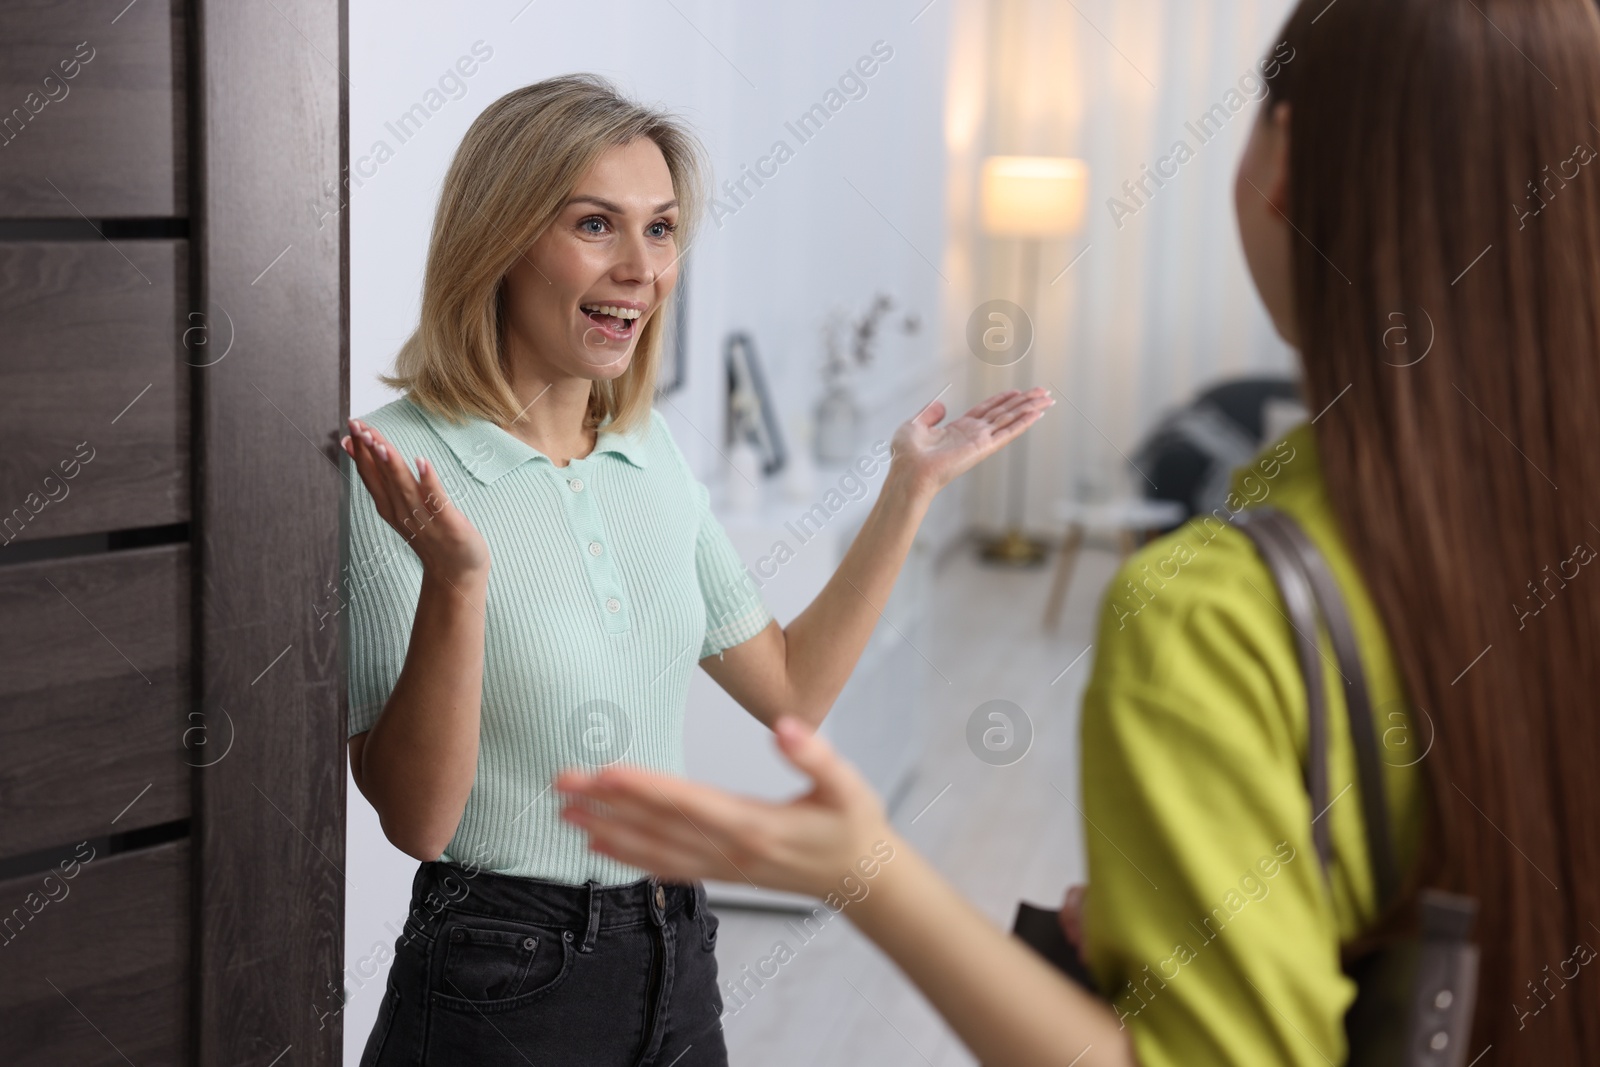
[400,860,701,953]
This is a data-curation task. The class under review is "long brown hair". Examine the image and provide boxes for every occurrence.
[382,73,709,437]
[1268,0,1600,1060]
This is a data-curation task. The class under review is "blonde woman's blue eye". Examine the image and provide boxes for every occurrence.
[650,221,677,238]
[580,217,607,234]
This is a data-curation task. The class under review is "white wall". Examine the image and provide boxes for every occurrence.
[343,2,954,1060]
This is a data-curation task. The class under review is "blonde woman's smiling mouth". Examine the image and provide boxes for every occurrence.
[580,299,646,342]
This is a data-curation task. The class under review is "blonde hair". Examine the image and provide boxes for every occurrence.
[381,73,708,437]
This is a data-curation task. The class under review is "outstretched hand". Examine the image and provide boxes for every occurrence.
[555,718,893,899]
[342,417,490,582]
[892,387,1054,498]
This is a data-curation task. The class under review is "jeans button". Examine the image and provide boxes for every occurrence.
[655,885,666,910]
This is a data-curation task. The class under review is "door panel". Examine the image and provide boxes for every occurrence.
[0,840,189,1065]
[0,546,190,858]
[0,240,187,544]
[0,0,184,218]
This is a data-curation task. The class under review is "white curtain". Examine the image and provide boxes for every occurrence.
[949,0,1299,534]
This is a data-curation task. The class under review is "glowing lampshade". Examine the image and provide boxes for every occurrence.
[979,156,1089,237]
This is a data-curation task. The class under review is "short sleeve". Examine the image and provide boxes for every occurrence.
[691,478,775,659]
[1078,528,1356,1067]
[340,448,424,737]
[647,408,774,659]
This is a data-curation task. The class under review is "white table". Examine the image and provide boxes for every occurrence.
[1041,497,1187,632]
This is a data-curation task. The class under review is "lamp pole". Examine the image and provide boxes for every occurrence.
[980,237,1047,564]
[976,155,1085,567]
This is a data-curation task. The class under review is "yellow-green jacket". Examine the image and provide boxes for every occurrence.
[1081,421,1425,1066]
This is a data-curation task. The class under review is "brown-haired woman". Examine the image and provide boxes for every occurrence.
[557,0,1600,1063]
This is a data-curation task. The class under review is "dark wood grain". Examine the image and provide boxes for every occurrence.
[0,240,187,545]
[0,839,189,1065]
[0,0,184,217]
[0,545,189,857]
[192,0,347,1062]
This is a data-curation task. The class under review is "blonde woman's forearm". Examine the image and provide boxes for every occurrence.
[780,466,931,724]
[353,564,488,860]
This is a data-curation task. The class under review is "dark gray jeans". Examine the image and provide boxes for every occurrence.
[358,860,727,1066]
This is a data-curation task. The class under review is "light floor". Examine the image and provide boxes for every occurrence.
[713,540,1120,1067]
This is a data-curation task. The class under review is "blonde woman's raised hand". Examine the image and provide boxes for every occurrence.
[891,387,1055,498]
[342,417,491,582]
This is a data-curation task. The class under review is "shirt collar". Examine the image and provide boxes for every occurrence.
[408,396,650,485]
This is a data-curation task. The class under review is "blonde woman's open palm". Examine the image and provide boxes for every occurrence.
[342,417,490,581]
[892,386,1055,496]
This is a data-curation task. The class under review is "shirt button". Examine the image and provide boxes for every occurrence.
[588,542,603,557]
[605,597,621,614]
[568,477,584,492]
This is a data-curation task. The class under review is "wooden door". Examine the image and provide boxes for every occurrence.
[0,1,347,1062]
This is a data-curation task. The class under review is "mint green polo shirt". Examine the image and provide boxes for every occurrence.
[341,395,775,884]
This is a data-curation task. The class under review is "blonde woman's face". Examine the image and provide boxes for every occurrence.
[503,137,681,378]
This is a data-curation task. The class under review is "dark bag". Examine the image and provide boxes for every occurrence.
[1010,506,1480,1066]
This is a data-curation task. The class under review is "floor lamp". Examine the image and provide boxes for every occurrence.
[977,155,1089,566]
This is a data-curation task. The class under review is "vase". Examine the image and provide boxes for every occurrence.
[814,382,860,464]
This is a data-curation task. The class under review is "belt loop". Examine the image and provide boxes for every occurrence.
[685,881,700,921]
[581,880,602,953]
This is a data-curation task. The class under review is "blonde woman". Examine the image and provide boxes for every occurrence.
[342,74,1052,1066]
